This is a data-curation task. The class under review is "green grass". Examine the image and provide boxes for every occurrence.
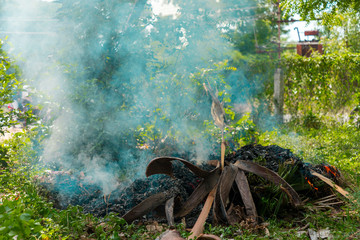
[259,123,360,184]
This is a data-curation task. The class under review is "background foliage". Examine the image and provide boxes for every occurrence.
[282,53,360,117]
[0,40,24,133]
[282,0,360,19]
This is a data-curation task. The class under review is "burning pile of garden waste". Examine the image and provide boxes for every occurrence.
[36,143,350,235]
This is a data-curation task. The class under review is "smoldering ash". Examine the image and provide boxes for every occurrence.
[1,0,256,195]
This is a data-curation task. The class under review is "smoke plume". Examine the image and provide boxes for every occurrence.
[0,0,259,194]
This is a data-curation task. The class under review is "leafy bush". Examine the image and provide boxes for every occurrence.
[282,53,360,116]
[0,39,39,133]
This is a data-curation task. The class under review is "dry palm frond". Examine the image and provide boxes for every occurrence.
[203,83,226,169]
[310,170,353,201]
[203,83,225,131]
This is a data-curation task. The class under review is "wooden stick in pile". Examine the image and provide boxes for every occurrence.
[189,161,220,239]
[188,185,218,239]
[310,170,354,201]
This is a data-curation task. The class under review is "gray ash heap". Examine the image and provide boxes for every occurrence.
[227,144,316,181]
[43,160,212,219]
[41,144,343,224]
[227,144,306,172]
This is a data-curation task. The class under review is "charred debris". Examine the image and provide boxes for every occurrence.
[38,144,349,229]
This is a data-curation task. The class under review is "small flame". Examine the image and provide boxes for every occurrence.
[323,165,339,177]
[305,177,318,191]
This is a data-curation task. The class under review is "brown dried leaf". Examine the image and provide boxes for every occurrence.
[226,204,245,225]
[234,160,302,207]
[211,99,225,130]
[213,165,237,224]
[234,168,258,222]
[146,221,163,232]
[165,197,175,226]
[203,83,225,130]
[122,192,172,223]
[146,157,212,179]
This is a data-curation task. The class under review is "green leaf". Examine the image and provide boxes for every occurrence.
[20,213,31,221]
